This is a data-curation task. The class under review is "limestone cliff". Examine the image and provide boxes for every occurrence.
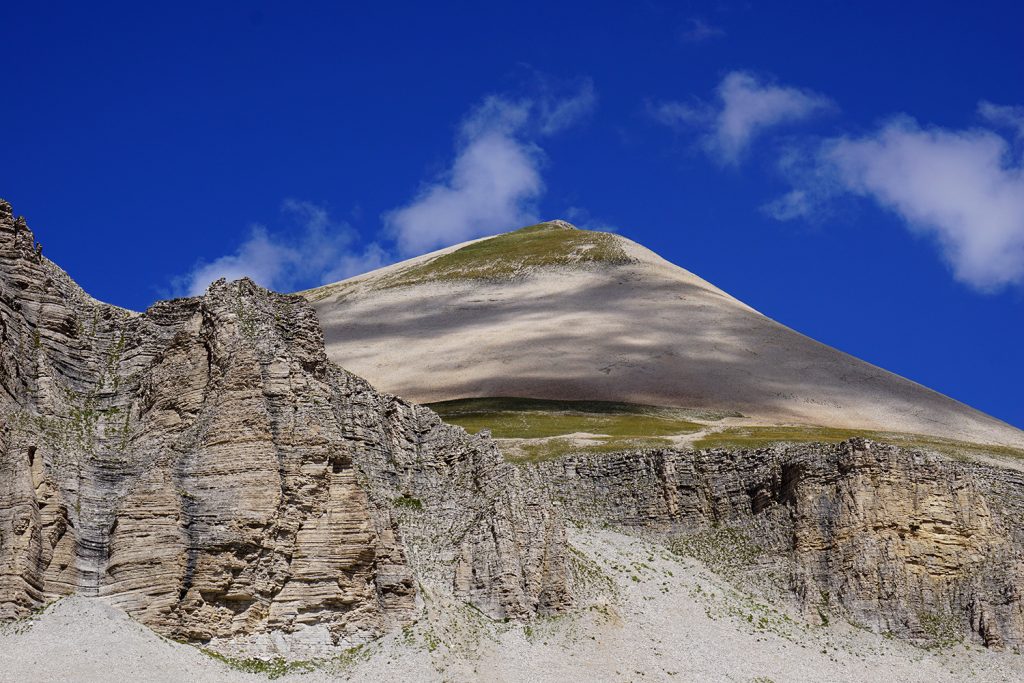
[3,199,1024,657]
[533,440,1024,648]
[0,200,568,653]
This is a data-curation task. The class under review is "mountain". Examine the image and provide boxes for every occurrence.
[5,202,1024,680]
[303,221,1024,450]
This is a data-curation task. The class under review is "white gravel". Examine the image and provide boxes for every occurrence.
[4,529,1022,683]
[0,596,264,683]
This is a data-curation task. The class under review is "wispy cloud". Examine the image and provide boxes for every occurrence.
[564,206,620,233]
[760,142,846,222]
[769,112,1024,292]
[384,79,596,256]
[654,71,834,164]
[679,17,725,44]
[173,200,387,296]
[173,77,599,294]
[979,100,1024,139]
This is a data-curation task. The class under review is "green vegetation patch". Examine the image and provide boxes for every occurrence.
[380,222,633,287]
[201,651,317,679]
[201,643,367,679]
[670,525,763,577]
[429,397,706,439]
[694,425,1024,462]
[439,409,701,440]
[431,397,708,464]
[692,426,878,451]
[393,494,424,510]
[918,609,962,648]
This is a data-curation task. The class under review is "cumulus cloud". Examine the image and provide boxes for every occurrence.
[825,118,1024,291]
[384,80,596,256]
[174,200,388,296]
[654,71,834,164]
[769,113,1024,292]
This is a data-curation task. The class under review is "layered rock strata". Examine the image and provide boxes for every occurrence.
[0,200,568,651]
[533,440,1024,648]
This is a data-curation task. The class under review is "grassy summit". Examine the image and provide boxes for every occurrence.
[382,221,632,287]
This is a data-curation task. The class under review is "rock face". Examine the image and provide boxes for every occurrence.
[0,201,568,652]
[533,440,1024,648]
[3,200,1024,656]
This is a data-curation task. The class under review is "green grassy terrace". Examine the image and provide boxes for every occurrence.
[693,425,1024,461]
[428,397,707,463]
[428,397,705,439]
[429,397,1024,465]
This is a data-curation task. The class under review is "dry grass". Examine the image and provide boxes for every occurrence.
[379,222,632,287]
[431,397,703,464]
[430,397,703,439]
[694,425,1024,461]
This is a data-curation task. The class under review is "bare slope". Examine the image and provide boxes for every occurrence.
[4,531,1022,683]
[304,221,1024,449]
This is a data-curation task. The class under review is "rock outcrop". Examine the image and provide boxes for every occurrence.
[532,440,1024,648]
[0,200,568,654]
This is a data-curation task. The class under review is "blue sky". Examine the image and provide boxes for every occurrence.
[4,2,1024,428]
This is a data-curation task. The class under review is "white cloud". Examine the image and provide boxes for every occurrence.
[824,118,1024,291]
[759,142,847,221]
[768,113,1024,292]
[538,79,597,135]
[978,100,1024,139]
[175,79,598,294]
[174,201,389,296]
[323,242,390,282]
[655,71,833,164]
[761,189,813,222]
[384,81,596,256]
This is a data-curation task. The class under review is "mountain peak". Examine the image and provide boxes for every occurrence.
[304,223,1024,450]
[354,220,633,289]
[526,219,578,232]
